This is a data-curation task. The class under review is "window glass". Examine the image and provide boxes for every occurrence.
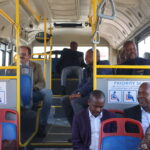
[5,52,9,66]
[138,36,150,58]
[33,46,109,60]
[0,51,3,66]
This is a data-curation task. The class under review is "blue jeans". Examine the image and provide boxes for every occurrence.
[33,88,52,126]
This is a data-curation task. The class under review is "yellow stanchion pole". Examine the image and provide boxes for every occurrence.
[16,0,21,145]
[44,19,47,81]
[49,25,53,89]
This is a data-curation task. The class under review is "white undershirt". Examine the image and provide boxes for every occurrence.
[89,110,103,150]
[141,107,150,134]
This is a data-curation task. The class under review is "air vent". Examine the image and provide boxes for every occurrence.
[54,23,83,28]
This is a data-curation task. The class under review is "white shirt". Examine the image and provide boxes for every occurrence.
[141,107,150,134]
[89,110,103,150]
[21,62,30,74]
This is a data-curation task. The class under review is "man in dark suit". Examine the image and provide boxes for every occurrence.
[124,82,150,133]
[72,90,116,150]
[116,40,150,75]
[62,49,112,126]
[56,41,86,94]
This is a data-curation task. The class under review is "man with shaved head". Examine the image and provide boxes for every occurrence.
[72,90,116,150]
[124,82,150,133]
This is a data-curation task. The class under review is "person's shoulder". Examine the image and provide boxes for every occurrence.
[124,105,140,113]
[30,61,41,67]
[74,109,88,120]
[99,60,110,65]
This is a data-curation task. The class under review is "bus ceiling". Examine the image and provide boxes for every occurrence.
[0,0,150,49]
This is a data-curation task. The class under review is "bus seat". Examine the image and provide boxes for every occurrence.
[0,69,6,76]
[20,74,32,108]
[0,109,18,149]
[109,109,124,118]
[52,58,59,74]
[99,118,143,150]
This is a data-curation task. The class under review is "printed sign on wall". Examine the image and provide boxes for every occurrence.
[108,81,146,104]
[0,82,7,104]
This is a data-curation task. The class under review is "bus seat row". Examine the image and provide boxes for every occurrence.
[0,109,18,150]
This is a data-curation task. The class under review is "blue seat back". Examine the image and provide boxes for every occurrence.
[20,74,32,107]
[101,136,141,150]
[52,58,59,73]
[2,123,17,140]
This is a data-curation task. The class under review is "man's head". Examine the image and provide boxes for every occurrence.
[70,41,78,51]
[88,90,105,117]
[123,40,138,60]
[20,46,31,64]
[85,49,100,65]
[137,82,150,113]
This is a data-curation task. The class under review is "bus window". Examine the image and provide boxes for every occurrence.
[5,52,10,66]
[0,51,3,66]
[138,35,150,58]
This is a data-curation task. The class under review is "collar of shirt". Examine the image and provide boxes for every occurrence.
[88,109,103,119]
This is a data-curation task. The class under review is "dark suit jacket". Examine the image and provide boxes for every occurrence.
[124,105,141,133]
[116,57,150,75]
[73,60,112,97]
[56,48,86,74]
[72,109,116,150]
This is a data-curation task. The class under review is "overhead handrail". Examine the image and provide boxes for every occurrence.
[97,0,116,20]
[92,0,116,44]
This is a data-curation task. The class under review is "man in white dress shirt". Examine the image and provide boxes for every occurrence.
[72,90,116,150]
[124,82,150,134]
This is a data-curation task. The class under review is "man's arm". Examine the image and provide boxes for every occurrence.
[33,63,45,90]
[72,114,85,150]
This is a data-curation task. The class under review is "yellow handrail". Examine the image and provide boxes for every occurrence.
[49,25,53,89]
[16,0,21,146]
[96,75,150,79]
[96,65,150,69]
[0,9,16,26]
[32,53,50,56]
[21,0,40,23]
[0,76,17,79]
[0,66,17,69]
[44,19,47,81]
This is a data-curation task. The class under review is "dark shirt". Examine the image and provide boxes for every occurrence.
[56,48,86,74]
[73,60,112,96]
[116,57,150,75]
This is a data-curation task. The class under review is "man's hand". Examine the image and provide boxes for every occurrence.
[69,93,81,100]
[33,87,40,92]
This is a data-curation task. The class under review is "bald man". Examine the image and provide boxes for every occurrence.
[72,90,116,150]
[124,82,150,133]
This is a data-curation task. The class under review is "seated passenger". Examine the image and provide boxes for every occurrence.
[124,82,150,133]
[62,49,112,126]
[139,125,150,150]
[72,90,116,150]
[8,46,52,137]
[116,40,150,75]
[56,41,86,94]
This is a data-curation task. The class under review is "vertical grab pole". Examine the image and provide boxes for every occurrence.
[44,19,47,81]
[16,0,21,145]
[49,25,53,89]
[92,0,97,90]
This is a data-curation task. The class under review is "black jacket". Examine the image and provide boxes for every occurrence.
[56,48,85,74]
[116,57,150,75]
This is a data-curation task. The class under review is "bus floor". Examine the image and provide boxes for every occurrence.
[30,103,73,149]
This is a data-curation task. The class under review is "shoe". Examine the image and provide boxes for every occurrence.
[68,138,72,143]
[37,125,47,138]
[61,86,66,95]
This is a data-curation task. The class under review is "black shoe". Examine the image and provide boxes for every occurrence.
[37,125,47,138]
[61,86,66,95]
[68,138,72,143]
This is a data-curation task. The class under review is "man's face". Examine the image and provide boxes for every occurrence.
[88,97,105,117]
[137,84,150,112]
[20,47,31,64]
[124,42,137,60]
[85,51,93,65]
